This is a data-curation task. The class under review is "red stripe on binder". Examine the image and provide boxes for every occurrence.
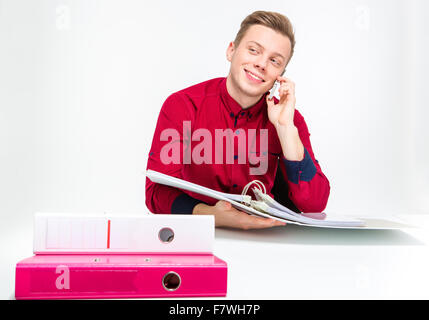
[107,220,111,249]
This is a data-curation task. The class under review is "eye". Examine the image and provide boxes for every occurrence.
[271,58,280,66]
[249,47,258,54]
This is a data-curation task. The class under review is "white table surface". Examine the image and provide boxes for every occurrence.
[2,214,429,300]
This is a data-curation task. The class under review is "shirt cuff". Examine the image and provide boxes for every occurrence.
[282,147,317,184]
[171,193,207,214]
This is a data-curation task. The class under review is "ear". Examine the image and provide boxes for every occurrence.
[226,41,235,62]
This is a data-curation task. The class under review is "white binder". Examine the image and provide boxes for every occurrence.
[33,213,214,254]
[146,169,415,230]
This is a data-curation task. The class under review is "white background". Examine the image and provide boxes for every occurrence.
[1,0,428,299]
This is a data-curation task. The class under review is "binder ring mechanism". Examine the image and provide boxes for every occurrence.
[241,180,266,197]
[241,180,266,205]
[158,227,175,243]
[241,180,276,212]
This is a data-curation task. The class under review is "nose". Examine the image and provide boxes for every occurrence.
[254,56,268,73]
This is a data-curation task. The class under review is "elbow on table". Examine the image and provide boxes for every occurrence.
[297,187,330,213]
[300,201,328,214]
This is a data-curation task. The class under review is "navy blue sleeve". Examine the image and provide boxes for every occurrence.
[171,193,207,214]
[282,147,317,184]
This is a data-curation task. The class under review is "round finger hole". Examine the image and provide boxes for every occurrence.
[162,272,181,291]
[158,227,174,243]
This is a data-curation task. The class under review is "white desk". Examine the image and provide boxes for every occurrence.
[214,214,429,299]
[2,214,429,299]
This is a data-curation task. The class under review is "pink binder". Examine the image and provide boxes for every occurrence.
[15,254,227,299]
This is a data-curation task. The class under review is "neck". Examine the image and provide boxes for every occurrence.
[226,74,262,109]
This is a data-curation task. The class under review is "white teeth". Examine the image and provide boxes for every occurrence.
[246,71,263,81]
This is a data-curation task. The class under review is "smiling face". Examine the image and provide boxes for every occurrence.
[226,24,292,102]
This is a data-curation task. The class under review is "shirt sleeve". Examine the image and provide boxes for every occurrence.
[277,110,331,213]
[145,93,206,214]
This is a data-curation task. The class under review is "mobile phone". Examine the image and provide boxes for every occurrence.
[268,69,286,100]
[268,82,279,100]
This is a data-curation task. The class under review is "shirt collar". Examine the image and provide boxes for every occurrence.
[219,77,269,118]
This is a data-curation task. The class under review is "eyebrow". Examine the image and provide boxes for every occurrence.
[247,41,286,61]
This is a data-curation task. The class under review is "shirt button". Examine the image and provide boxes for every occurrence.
[241,112,245,116]
[233,184,237,188]
[230,112,234,117]
[234,155,238,160]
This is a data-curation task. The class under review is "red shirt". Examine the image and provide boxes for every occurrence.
[145,77,330,214]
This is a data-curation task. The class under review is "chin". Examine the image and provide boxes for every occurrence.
[239,81,267,97]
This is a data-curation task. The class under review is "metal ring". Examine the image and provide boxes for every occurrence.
[158,227,175,243]
[162,271,181,291]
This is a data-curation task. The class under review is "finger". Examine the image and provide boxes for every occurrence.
[277,76,293,84]
[247,216,286,229]
[279,85,290,94]
[279,86,295,99]
[266,94,275,106]
[280,82,294,92]
[276,75,288,82]
[234,212,287,229]
[217,200,232,210]
[278,76,294,86]
[269,218,287,226]
[274,220,287,226]
[247,221,285,229]
[279,87,292,99]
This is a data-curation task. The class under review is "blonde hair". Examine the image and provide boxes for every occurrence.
[234,11,296,65]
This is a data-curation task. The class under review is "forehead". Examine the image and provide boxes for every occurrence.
[239,24,291,58]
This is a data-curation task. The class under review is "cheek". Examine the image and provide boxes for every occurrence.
[268,67,283,79]
[235,51,255,65]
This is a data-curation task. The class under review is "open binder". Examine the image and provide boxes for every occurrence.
[146,169,414,230]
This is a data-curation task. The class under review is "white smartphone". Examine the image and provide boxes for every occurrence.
[268,69,286,100]
[268,82,279,100]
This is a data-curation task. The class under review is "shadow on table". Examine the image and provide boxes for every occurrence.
[215,224,424,246]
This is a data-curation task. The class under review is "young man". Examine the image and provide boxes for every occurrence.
[145,11,330,229]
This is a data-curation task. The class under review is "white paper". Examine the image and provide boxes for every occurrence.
[146,169,415,230]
